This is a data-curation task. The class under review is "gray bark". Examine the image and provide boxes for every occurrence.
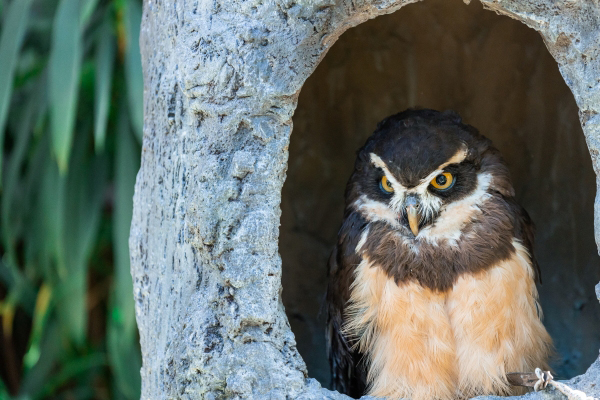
[131,0,600,398]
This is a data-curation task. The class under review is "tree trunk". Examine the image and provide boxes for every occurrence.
[130,0,600,398]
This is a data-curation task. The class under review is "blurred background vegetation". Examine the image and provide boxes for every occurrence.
[0,0,143,398]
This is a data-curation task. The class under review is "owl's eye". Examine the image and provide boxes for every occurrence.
[430,172,454,190]
[380,176,394,193]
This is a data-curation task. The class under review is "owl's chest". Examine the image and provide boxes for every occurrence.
[344,240,551,399]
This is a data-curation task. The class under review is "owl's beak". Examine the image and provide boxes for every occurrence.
[406,204,420,236]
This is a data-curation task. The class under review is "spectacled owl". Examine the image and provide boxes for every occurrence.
[325,109,552,399]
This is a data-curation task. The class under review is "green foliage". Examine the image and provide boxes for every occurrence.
[48,0,83,173]
[0,0,35,178]
[0,0,143,398]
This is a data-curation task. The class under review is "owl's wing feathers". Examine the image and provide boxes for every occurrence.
[326,211,368,396]
[505,196,542,284]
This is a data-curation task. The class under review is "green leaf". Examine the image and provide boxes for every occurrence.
[39,160,64,276]
[80,0,100,28]
[0,0,35,178]
[108,107,141,399]
[37,352,106,399]
[2,83,45,267]
[0,376,12,400]
[48,0,82,172]
[0,258,37,315]
[18,320,62,399]
[23,133,53,278]
[113,109,139,332]
[54,129,107,345]
[124,0,143,142]
[23,284,52,369]
[94,13,115,152]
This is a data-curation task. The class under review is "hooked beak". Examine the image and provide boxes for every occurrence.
[406,204,420,236]
[404,195,420,236]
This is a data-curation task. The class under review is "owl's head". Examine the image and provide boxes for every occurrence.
[346,109,514,240]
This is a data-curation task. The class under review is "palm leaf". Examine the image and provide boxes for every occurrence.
[124,0,143,142]
[94,13,115,152]
[55,129,107,345]
[36,352,106,400]
[1,0,145,397]
[2,83,45,269]
[108,106,141,399]
[18,320,62,399]
[80,0,100,27]
[23,284,52,369]
[0,0,35,177]
[48,0,82,172]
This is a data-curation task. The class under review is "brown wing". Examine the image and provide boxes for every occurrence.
[326,211,368,397]
[506,197,541,283]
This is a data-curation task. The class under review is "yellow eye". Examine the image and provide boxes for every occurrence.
[430,172,454,190]
[380,176,394,193]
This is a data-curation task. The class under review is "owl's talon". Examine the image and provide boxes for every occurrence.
[534,368,553,391]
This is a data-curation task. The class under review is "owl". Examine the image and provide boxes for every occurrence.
[325,109,552,399]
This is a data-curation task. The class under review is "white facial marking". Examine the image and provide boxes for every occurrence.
[369,153,407,215]
[419,147,468,187]
[365,147,472,239]
[355,228,370,253]
[353,196,401,228]
[414,147,468,225]
[419,173,492,246]
[369,153,406,191]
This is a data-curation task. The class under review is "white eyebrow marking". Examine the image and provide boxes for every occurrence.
[370,146,467,190]
[439,146,468,169]
[369,153,406,191]
[419,146,468,185]
[369,153,407,214]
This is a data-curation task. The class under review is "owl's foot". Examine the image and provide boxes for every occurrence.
[533,368,553,391]
[508,368,597,400]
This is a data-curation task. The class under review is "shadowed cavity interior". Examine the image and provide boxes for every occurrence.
[280,0,600,389]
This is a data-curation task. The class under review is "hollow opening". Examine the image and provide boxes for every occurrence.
[280,0,600,391]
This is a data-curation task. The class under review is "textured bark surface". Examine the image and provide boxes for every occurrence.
[131,0,600,398]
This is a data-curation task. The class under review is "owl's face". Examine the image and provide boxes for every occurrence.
[346,110,512,241]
